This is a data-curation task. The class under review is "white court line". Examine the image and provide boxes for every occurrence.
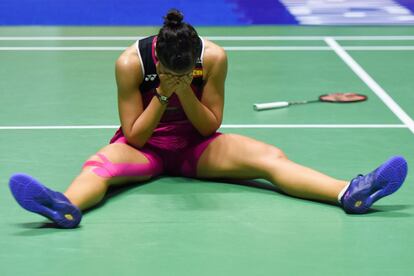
[0,124,407,130]
[325,37,414,135]
[0,47,126,51]
[0,46,325,51]
[210,36,414,41]
[225,46,414,51]
[332,36,414,41]
[0,36,141,41]
[0,46,327,51]
[212,46,331,51]
[1,46,414,51]
[1,35,414,41]
[222,124,406,129]
[345,46,414,51]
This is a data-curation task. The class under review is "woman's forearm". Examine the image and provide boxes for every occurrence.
[176,87,221,136]
[125,96,167,148]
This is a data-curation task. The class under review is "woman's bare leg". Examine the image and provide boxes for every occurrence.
[196,134,347,204]
[9,142,159,228]
[64,143,155,211]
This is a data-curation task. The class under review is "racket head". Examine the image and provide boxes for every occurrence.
[319,93,367,103]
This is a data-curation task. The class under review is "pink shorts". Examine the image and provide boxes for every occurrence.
[110,125,222,178]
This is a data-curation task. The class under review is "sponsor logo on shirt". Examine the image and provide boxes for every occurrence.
[145,74,157,81]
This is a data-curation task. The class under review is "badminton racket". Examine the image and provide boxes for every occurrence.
[253,93,367,111]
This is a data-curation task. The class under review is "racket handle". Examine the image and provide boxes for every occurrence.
[253,101,290,111]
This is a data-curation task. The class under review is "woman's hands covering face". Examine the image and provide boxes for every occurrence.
[156,62,193,97]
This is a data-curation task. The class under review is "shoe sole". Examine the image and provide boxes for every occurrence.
[9,173,81,228]
[346,156,408,214]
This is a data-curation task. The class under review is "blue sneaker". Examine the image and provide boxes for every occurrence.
[340,156,408,214]
[9,173,82,228]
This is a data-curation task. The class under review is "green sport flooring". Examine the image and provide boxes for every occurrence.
[1,26,414,276]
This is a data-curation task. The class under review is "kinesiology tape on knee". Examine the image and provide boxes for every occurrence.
[82,153,157,178]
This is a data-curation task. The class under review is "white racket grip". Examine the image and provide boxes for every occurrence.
[253,101,290,111]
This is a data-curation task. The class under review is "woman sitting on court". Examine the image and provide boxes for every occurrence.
[9,9,408,228]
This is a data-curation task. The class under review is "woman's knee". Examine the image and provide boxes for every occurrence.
[259,144,288,161]
[270,146,288,160]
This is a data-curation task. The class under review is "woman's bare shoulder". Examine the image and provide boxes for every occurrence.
[203,39,226,61]
[116,44,141,74]
[115,43,143,87]
[202,39,227,78]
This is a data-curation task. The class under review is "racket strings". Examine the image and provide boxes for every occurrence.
[319,93,367,102]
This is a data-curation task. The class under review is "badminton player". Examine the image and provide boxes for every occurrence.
[9,9,408,228]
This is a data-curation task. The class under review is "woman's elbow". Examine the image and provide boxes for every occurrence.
[200,122,221,137]
[124,133,147,149]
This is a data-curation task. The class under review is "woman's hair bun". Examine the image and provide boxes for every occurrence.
[164,9,184,27]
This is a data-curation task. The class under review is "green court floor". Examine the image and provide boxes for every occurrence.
[1,26,413,276]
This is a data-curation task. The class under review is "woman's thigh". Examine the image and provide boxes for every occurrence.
[83,142,163,185]
[196,133,286,179]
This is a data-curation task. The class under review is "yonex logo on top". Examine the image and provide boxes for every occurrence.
[145,74,157,81]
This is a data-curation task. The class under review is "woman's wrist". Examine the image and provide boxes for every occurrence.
[155,87,170,105]
[156,87,169,96]
[175,85,192,99]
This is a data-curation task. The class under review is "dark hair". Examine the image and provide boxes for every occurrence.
[156,9,199,73]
